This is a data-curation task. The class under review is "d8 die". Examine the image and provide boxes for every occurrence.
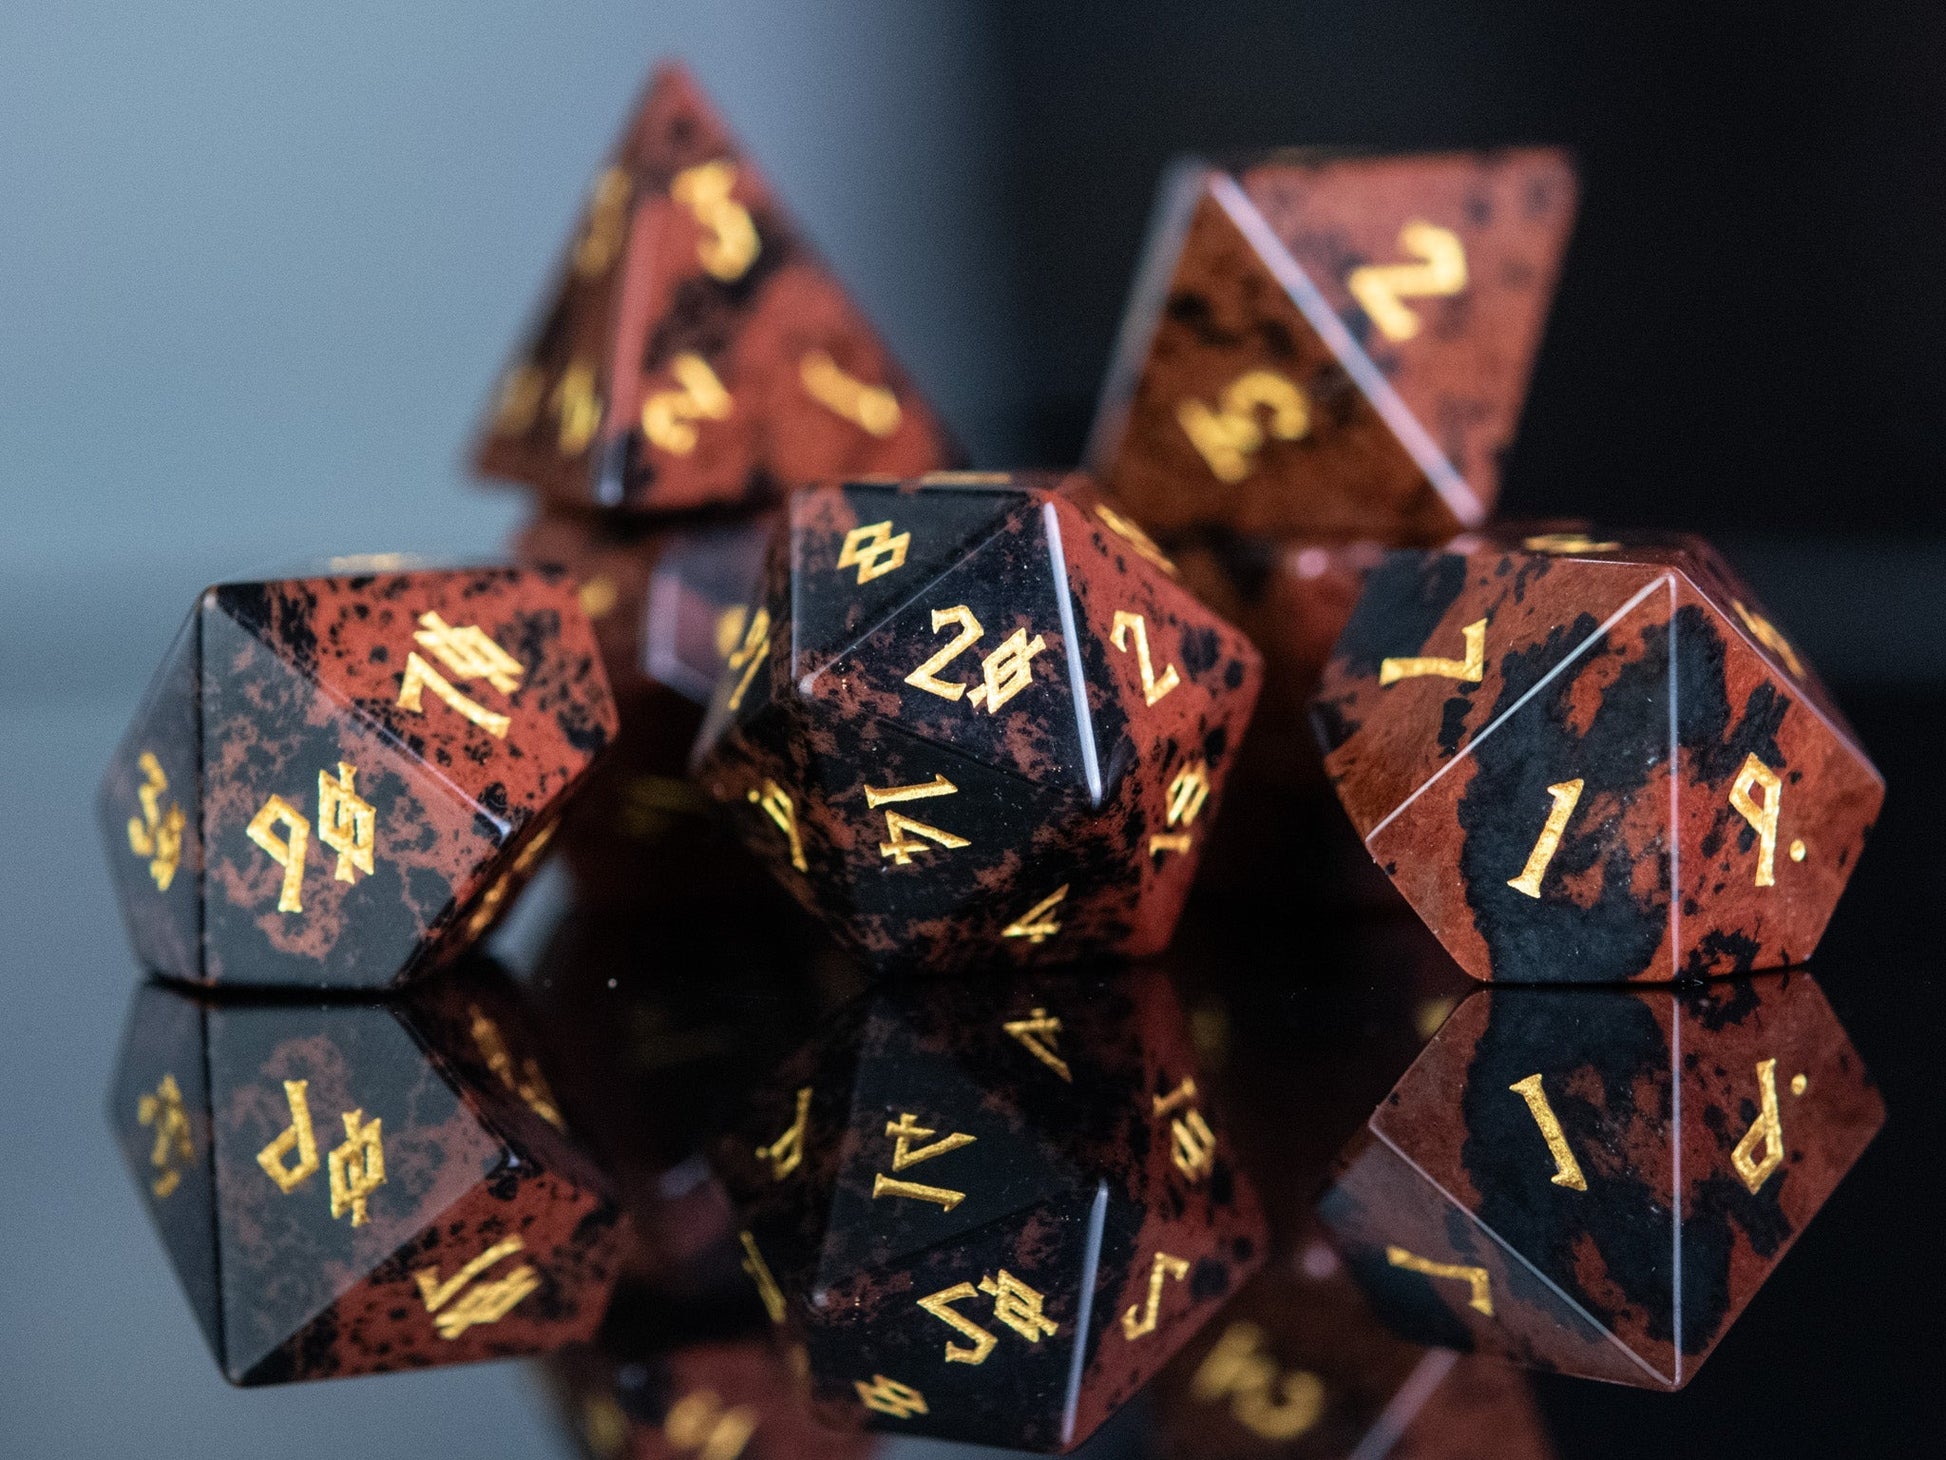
[107,963,628,1384]
[1318,972,1882,1389]
[1089,150,1575,543]
[98,564,614,987]
[714,967,1266,1452]
[474,61,957,513]
[1310,528,1883,982]
[691,472,1262,973]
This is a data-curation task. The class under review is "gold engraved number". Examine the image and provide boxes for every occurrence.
[723,606,772,712]
[738,1230,787,1324]
[755,1086,812,1180]
[837,521,911,585]
[663,1388,760,1460]
[904,606,984,701]
[1729,752,1794,888]
[1507,1073,1588,1191]
[871,1110,976,1211]
[256,1079,321,1191]
[1732,600,1806,679]
[550,359,603,455]
[1730,1057,1805,1194]
[1190,1322,1327,1441]
[918,1270,1058,1365]
[746,778,808,873]
[865,776,969,866]
[671,159,760,283]
[1111,610,1181,706]
[1154,1077,1217,1181]
[1003,1007,1072,1081]
[1385,1246,1493,1317]
[1122,1251,1190,1340]
[1093,502,1179,577]
[801,351,902,437]
[574,166,633,277]
[1151,761,1211,857]
[1001,886,1068,946]
[1177,370,1311,484]
[247,795,310,914]
[137,1074,193,1200]
[642,352,734,455]
[399,611,526,740]
[1506,778,1584,899]
[327,1110,386,1226]
[247,765,376,916]
[126,751,186,892]
[1524,533,1620,555]
[902,605,1048,715]
[1380,617,1486,686]
[416,1235,540,1340]
[1347,220,1469,343]
[855,1375,928,1419]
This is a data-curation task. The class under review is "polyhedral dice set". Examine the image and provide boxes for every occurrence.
[99,56,1884,1457]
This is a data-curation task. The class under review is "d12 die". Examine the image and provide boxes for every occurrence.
[1310,528,1884,982]
[1089,149,1575,543]
[107,963,628,1384]
[1318,972,1882,1389]
[474,61,957,513]
[98,564,614,987]
[714,967,1266,1453]
[1151,1232,1555,1460]
[691,473,1262,973]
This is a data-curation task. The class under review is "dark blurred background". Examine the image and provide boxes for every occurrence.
[3,3,1939,1456]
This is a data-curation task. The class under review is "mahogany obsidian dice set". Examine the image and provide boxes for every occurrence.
[96,52,1885,1458]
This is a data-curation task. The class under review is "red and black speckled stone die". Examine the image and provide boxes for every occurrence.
[690,472,1263,975]
[712,965,1266,1453]
[1309,527,1884,982]
[97,563,615,988]
[1087,149,1575,544]
[105,961,629,1385]
[1149,1230,1555,1460]
[472,60,958,514]
[1317,971,1883,1390]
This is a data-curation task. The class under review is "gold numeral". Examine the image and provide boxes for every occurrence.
[755,1086,812,1180]
[137,1074,193,1200]
[1001,885,1068,946]
[1190,1322,1327,1441]
[1385,1245,1493,1316]
[574,166,633,277]
[549,359,602,455]
[1507,1073,1588,1191]
[642,351,734,455]
[1121,1251,1190,1340]
[1154,1077,1217,1181]
[872,1110,975,1210]
[663,1388,760,1460]
[1093,502,1179,577]
[855,1374,928,1419]
[1347,220,1469,342]
[1729,753,1785,888]
[247,795,310,914]
[1506,778,1584,899]
[671,159,760,283]
[327,1109,385,1227]
[399,611,525,739]
[1731,599,1806,679]
[1177,370,1311,484]
[904,605,983,702]
[256,1078,321,1191]
[738,1230,786,1324]
[1003,1006,1072,1080]
[1151,761,1211,858]
[316,762,376,885]
[902,606,1048,715]
[1111,610,1181,706]
[1380,617,1486,686]
[918,1270,1057,1365]
[126,751,186,892]
[1730,1057,1804,1194]
[1523,533,1620,555]
[723,606,772,712]
[745,778,807,873]
[870,1175,968,1210]
[415,1235,540,1340]
[865,776,968,865]
[801,351,902,437]
[837,520,912,585]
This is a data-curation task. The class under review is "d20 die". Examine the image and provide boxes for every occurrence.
[474,61,957,513]
[691,472,1262,973]
[1310,528,1883,982]
[98,564,615,987]
[107,963,628,1384]
[1152,1232,1555,1459]
[1318,972,1882,1389]
[1089,149,1575,543]
[714,967,1266,1452]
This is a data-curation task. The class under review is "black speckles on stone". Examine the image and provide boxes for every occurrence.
[1179,624,1221,679]
[1681,930,1763,981]
[1332,551,1470,680]
[1436,687,1476,758]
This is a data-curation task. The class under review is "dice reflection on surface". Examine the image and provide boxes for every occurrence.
[1089,150,1575,543]
[1151,1234,1554,1459]
[691,473,1262,973]
[475,61,956,513]
[1318,971,1882,1388]
[1310,528,1883,982]
[98,564,614,987]
[714,966,1266,1452]
[107,963,628,1383]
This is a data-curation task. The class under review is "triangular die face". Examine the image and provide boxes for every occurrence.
[1236,148,1577,518]
[817,998,1086,1291]
[1099,181,1451,541]
[198,606,500,987]
[789,480,1027,678]
[99,607,204,979]
[107,982,222,1362]
[1672,589,1884,978]
[207,1001,505,1382]
[1365,586,1676,983]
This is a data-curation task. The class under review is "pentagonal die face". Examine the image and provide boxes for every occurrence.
[473,62,956,513]
[691,473,1262,973]
[107,971,628,1384]
[1319,974,1882,1390]
[1311,530,1882,982]
[1089,150,1575,544]
[98,566,616,987]
[715,969,1266,1453]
